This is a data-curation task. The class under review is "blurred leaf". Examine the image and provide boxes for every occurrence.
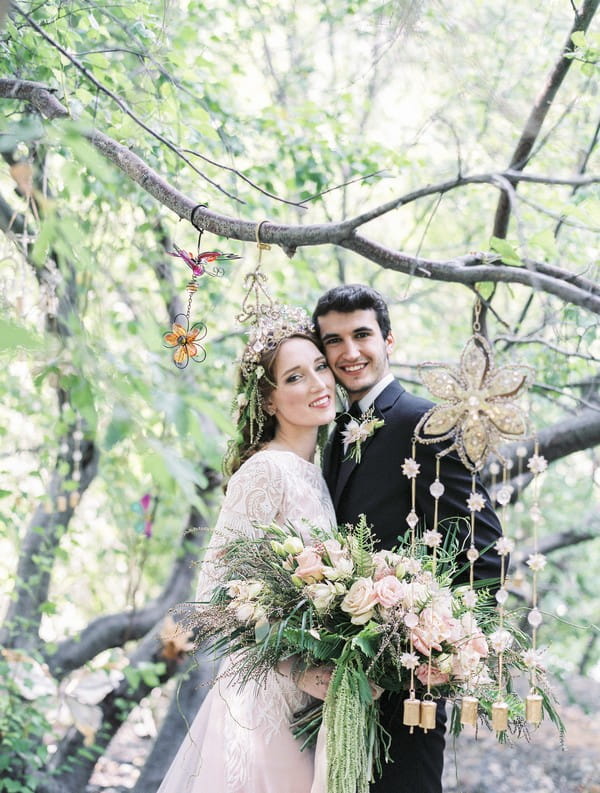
[489,237,522,266]
[0,318,44,353]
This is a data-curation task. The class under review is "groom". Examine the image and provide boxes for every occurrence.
[313,284,504,793]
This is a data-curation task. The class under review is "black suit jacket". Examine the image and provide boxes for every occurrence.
[323,379,503,585]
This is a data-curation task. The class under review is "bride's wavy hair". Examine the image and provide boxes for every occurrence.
[223,331,323,480]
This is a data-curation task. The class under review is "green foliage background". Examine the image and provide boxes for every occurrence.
[0,0,599,784]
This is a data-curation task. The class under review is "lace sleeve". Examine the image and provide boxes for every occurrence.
[195,453,286,601]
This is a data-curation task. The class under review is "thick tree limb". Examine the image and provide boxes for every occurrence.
[0,437,99,651]
[45,493,216,678]
[493,0,600,238]
[534,525,599,557]
[483,407,600,495]
[131,657,212,793]
[1,77,599,313]
[341,235,600,314]
[36,620,190,793]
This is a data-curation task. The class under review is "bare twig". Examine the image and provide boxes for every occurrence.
[14,6,307,209]
[492,0,600,238]
[494,334,600,363]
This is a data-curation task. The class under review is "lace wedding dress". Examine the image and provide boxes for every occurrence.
[157,450,336,793]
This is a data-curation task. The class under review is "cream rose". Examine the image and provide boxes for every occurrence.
[373,575,404,608]
[322,556,354,581]
[372,550,404,582]
[282,536,304,555]
[341,577,378,625]
[226,579,247,599]
[245,580,263,599]
[227,579,262,600]
[305,581,338,611]
[234,601,257,623]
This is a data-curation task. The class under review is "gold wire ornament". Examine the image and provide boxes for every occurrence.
[222,221,314,471]
[237,221,313,379]
[163,229,240,368]
[414,303,534,472]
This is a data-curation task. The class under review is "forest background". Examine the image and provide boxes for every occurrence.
[0,0,599,791]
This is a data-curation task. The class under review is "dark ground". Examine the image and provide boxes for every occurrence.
[87,676,600,793]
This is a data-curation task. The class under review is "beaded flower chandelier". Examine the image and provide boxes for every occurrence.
[400,300,549,734]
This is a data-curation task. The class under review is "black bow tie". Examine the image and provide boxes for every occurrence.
[348,402,363,420]
[335,402,362,427]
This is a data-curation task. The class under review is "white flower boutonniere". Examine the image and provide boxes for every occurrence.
[340,406,385,463]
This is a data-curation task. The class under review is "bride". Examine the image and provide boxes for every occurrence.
[157,307,337,793]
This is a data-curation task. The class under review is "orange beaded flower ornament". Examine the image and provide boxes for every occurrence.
[162,228,241,368]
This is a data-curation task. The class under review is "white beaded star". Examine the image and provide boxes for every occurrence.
[494,536,515,557]
[422,529,443,548]
[401,458,421,478]
[526,552,547,572]
[527,453,548,475]
[466,492,486,512]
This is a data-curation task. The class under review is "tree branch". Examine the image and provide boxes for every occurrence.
[0,434,99,651]
[483,407,600,494]
[45,492,216,678]
[494,334,600,363]
[2,77,600,314]
[492,0,600,238]
[14,7,308,208]
[341,234,600,314]
[37,620,190,793]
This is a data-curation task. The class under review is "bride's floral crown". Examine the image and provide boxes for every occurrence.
[223,243,317,476]
[240,304,314,378]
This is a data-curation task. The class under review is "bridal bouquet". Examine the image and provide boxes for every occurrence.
[182,517,559,793]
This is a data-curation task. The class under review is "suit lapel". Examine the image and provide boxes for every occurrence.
[332,380,406,509]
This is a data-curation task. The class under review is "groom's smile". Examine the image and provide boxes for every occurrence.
[317,309,394,403]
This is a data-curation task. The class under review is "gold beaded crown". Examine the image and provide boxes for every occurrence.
[240,304,315,378]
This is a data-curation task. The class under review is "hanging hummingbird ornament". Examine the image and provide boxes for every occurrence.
[167,244,242,278]
[163,231,241,368]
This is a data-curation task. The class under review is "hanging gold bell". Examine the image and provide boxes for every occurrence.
[460,695,479,726]
[69,491,80,508]
[56,495,67,512]
[403,694,421,733]
[419,699,437,732]
[526,693,543,725]
[492,701,508,732]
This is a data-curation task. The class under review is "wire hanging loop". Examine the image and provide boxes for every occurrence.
[237,220,273,325]
[472,298,482,334]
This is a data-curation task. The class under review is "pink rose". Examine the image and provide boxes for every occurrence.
[411,627,443,655]
[465,633,489,658]
[373,575,404,608]
[415,663,449,687]
[372,550,402,581]
[294,548,325,583]
[322,539,347,566]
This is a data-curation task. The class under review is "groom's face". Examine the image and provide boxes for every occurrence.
[317,309,394,403]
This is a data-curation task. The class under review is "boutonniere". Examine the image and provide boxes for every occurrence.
[340,406,385,463]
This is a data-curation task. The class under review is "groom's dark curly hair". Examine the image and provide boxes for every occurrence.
[312,283,391,339]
